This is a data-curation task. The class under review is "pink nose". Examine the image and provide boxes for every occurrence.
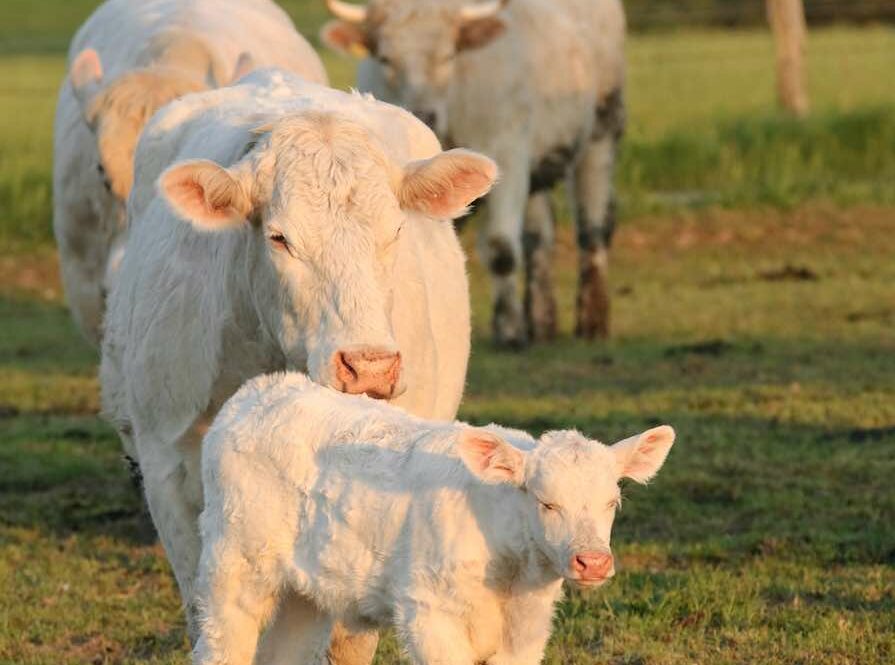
[571,551,615,582]
[333,349,402,399]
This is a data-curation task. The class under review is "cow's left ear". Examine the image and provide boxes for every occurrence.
[399,149,498,219]
[70,48,104,114]
[159,159,254,231]
[611,426,676,484]
[320,20,370,57]
[458,429,526,486]
[457,17,506,51]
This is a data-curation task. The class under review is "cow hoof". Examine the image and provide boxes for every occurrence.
[576,253,611,340]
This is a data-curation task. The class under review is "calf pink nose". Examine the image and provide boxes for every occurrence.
[333,349,402,399]
[571,551,615,581]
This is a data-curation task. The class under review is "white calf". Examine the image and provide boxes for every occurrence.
[195,372,675,665]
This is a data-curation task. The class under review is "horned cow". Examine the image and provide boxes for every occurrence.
[322,0,626,347]
[54,0,327,345]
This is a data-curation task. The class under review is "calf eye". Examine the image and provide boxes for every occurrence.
[97,163,112,193]
[539,501,559,512]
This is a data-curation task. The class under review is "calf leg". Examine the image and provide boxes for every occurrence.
[571,88,625,340]
[400,606,476,665]
[479,156,530,349]
[192,549,281,665]
[253,593,335,665]
[522,192,558,342]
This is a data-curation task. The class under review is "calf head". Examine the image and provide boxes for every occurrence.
[160,111,496,399]
[458,425,675,587]
[321,0,509,137]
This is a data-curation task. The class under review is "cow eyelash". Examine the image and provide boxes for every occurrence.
[539,500,560,512]
[268,232,294,256]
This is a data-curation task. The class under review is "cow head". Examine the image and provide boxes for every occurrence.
[69,49,255,206]
[321,0,509,137]
[458,425,675,586]
[159,111,496,399]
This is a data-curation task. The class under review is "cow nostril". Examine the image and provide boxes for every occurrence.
[573,555,587,573]
[338,352,359,381]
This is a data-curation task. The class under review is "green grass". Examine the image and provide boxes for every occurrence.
[2,15,895,249]
[1,5,894,664]
[3,205,894,664]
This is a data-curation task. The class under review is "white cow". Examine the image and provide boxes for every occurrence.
[100,69,494,657]
[194,371,675,665]
[54,0,327,346]
[322,0,626,347]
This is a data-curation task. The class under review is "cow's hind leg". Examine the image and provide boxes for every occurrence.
[522,192,557,342]
[571,88,625,340]
[480,151,531,349]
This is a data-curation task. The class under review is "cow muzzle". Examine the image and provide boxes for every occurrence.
[332,347,405,399]
[568,550,615,587]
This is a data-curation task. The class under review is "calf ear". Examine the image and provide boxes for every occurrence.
[399,149,498,219]
[458,429,525,486]
[458,17,506,51]
[70,49,104,112]
[159,159,254,230]
[320,20,371,57]
[611,426,675,484]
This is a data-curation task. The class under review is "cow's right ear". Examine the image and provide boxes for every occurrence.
[458,429,526,486]
[320,20,370,57]
[399,149,498,219]
[70,48,104,112]
[159,159,253,230]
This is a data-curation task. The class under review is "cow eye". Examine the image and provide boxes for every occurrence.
[268,233,292,254]
[97,163,112,193]
[539,500,559,513]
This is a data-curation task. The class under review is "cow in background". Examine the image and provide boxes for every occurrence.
[54,0,326,345]
[322,0,626,348]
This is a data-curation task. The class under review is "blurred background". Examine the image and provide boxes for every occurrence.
[1,2,893,664]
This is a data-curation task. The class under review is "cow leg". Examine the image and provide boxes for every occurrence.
[400,607,476,665]
[137,438,204,641]
[253,593,336,665]
[480,155,530,349]
[571,88,625,340]
[522,192,557,342]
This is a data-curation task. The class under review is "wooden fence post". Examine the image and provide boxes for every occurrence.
[767,0,809,116]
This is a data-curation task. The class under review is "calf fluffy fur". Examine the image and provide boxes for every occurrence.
[195,372,674,665]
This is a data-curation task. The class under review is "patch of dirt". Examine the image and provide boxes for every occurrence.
[0,249,62,302]
[664,339,734,358]
[758,264,820,282]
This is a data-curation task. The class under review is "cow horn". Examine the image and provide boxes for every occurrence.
[325,0,368,24]
[459,0,508,22]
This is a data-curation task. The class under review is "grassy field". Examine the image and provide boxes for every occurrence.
[1,2,894,664]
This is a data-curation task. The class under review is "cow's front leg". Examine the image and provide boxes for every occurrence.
[399,605,476,665]
[522,192,557,342]
[137,441,204,641]
[571,88,625,340]
[480,155,530,349]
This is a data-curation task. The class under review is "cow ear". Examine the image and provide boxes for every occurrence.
[611,426,675,484]
[320,20,370,57]
[159,159,254,230]
[71,48,104,112]
[230,52,256,84]
[458,429,525,486]
[399,149,498,219]
[457,17,505,51]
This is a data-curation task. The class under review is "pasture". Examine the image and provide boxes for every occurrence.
[1,2,894,663]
